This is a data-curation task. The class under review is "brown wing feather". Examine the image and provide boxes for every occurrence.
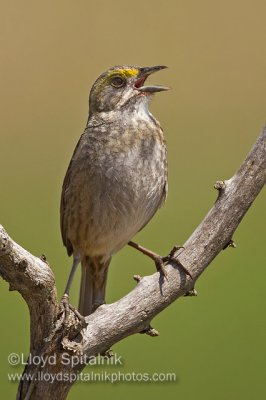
[60,133,85,256]
[138,179,168,233]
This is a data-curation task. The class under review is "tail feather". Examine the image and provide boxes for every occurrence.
[78,256,110,316]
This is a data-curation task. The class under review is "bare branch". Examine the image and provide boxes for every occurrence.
[0,125,265,399]
[0,226,58,351]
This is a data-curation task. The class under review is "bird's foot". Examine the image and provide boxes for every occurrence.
[128,240,168,279]
[128,241,193,280]
[162,245,193,279]
[60,294,86,328]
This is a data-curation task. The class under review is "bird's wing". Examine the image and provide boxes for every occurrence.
[138,179,168,234]
[60,132,86,256]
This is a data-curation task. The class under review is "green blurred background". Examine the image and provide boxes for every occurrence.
[0,0,265,398]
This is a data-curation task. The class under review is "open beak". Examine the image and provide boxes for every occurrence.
[134,66,169,93]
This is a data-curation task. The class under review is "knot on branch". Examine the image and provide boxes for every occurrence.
[62,336,85,355]
[140,325,159,337]
[0,226,13,256]
[223,239,237,250]
[214,180,226,194]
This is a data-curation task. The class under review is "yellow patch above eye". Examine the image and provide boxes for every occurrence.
[109,69,139,78]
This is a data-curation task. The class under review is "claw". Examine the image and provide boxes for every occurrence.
[128,241,193,280]
[163,246,193,279]
[128,241,169,280]
[154,256,168,280]
[60,294,87,328]
[60,294,70,325]
[164,255,193,279]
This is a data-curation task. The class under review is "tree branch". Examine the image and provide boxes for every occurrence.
[0,125,265,399]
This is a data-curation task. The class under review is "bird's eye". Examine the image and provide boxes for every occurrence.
[111,75,126,88]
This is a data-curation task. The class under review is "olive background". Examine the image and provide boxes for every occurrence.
[0,1,265,399]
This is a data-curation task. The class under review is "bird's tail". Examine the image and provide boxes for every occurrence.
[78,256,111,316]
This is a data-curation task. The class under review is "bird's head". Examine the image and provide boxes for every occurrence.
[89,65,169,115]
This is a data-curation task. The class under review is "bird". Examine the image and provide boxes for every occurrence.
[60,65,169,318]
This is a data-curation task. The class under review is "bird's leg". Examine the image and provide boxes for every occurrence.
[128,241,193,279]
[60,256,86,326]
[128,241,168,278]
[61,294,86,325]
